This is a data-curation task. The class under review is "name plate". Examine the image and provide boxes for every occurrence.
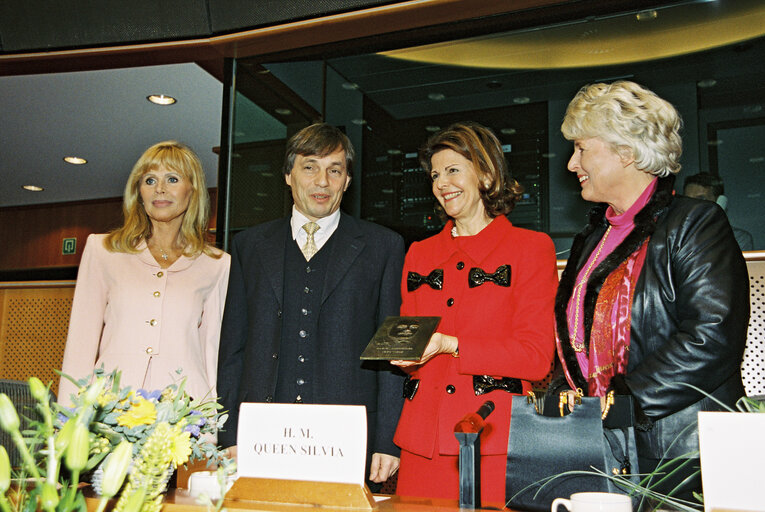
[360,316,440,360]
[698,411,765,512]
[237,403,367,485]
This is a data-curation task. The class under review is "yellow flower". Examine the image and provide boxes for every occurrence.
[169,429,192,467]
[97,391,119,407]
[117,398,157,428]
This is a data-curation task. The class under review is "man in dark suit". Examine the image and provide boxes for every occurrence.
[217,123,405,486]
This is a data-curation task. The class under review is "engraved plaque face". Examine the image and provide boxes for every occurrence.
[389,320,420,342]
[360,316,440,361]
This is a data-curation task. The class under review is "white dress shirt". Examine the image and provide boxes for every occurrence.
[290,206,341,253]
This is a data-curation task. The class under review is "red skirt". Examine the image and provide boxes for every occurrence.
[396,448,508,505]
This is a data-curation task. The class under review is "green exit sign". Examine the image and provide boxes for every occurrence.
[62,237,77,255]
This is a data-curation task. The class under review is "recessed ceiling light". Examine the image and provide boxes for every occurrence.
[342,82,360,90]
[64,156,87,165]
[500,128,517,135]
[387,149,402,155]
[23,185,44,191]
[351,118,367,125]
[697,79,717,88]
[147,94,176,105]
[427,93,446,101]
[749,156,764,163]
[274,108,292,116]
[513,97,530,104]
[425,125,441,132]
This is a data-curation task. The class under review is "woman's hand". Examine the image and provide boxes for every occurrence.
[562,390,607,413]
[391,332,458,368]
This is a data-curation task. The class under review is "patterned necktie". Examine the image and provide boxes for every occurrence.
[301,222,320,261]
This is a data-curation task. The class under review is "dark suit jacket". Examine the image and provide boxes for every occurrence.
[217,212,405,458]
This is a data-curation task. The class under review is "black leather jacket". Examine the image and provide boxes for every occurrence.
[554,176,749,458]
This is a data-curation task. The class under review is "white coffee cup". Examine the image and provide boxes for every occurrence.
[551,492,632,512]
[188,471,236,500]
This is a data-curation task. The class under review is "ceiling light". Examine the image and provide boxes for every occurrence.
[342,82,360,90]
[23,185,44,191]
[743,105,763,113]
[697,79,717,88]
[513,97,530,104]
[351,118,367,125]
[542,153,557,159]
[427,93,446,101]
[636,10,658,21]
[147,94,176,105]
[500,128,517,135]
[274,108,292,116]
[64,156,87,165]
[387,149,402,155]
[749,157,764,163]
[425,125,441,132]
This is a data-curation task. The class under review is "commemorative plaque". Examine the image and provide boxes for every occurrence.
[359,316,441,361]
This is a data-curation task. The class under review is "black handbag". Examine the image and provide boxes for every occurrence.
[505,394,638,511]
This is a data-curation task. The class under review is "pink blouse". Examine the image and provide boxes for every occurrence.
[59,233,230,403]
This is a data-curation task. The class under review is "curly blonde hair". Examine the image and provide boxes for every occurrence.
[419,121,524,218]
[561,81,682,177]
[104,141,221,259]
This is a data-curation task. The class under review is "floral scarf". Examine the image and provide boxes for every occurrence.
[585,239,649,396]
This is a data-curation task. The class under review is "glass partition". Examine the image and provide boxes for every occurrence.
[220,0,765,253]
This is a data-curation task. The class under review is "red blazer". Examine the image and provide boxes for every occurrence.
[393,216,558,458]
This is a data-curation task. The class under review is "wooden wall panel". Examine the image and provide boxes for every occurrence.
[0,189,217,271]
[0,284,75,397]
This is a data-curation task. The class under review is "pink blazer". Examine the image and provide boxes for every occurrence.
[59,234,230,403]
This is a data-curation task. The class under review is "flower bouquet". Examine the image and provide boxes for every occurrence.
[0,369,233,512]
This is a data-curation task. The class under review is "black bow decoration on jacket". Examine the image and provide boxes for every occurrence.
[407,269,444,291]
[468,264,511,288]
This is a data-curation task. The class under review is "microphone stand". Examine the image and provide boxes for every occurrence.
[454,400,495,509]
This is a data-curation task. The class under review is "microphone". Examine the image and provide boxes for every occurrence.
[454,400,495,434]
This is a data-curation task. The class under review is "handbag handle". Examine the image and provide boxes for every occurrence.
[558,388,584,417]
[558,389,617,420]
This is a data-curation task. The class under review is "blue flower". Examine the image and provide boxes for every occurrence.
[57,407,75,425]
[188,410,206,425]
[136,389,162,401]
[183,423,201,438]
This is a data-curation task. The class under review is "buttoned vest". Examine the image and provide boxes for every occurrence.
[274,234,336,403]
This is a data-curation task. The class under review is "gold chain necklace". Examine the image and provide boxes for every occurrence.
[571,225,612,352]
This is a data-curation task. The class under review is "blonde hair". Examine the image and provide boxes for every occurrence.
[561,80,682,177]
[104,141,221,258]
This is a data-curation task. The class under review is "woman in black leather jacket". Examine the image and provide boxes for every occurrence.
[553,80,749,500]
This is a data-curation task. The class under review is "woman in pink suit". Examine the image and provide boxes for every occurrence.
[392,122,558,503]
[59,141,230,403]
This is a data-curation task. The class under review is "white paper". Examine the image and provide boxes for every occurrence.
[698,411,765,512]
[237,403,367,485]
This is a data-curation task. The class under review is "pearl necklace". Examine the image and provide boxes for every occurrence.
[571,225,612,352]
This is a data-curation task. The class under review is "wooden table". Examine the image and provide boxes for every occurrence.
[86,490,509,512]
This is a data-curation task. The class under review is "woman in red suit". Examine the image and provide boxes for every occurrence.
[392,122,558,503]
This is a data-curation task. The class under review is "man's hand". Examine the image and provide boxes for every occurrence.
[368,453,400,483]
